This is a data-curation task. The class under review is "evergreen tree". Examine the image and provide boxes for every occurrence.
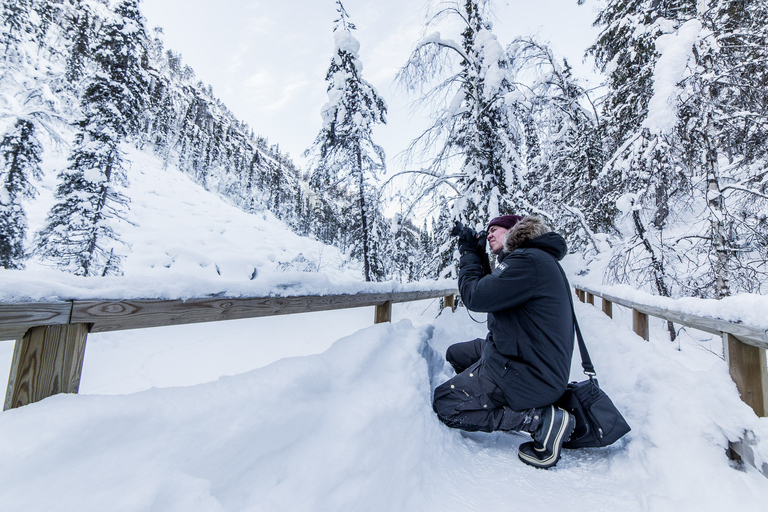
[588,0,768,300]
[98,0,149,135]
[1,0,32,54]
[305,1,388,282]
[388,214,429,281]
[32,0,60,49]
[589,0,696,150]
[36,0,149,276]
[589,0,694,307]
[0,119,41,269]
[676,0,768,297]
[66,4,92,83]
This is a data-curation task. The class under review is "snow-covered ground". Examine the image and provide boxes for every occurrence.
[1,294,767,511]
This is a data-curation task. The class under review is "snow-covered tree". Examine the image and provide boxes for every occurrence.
[0,119,41,269]
[36,0,149,276]
[65,3,93,84]
[1,0,32,53]
[588,0,695,310]
[305,1,388,282]
[386,214,424,282]
[397,0,528,277]
[511,38,606,252]
[676,0,768,298]
[587,0,768,302]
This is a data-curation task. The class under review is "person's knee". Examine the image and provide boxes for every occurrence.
[445,346,462,373]
[433,395,460,427]
[445,338,484,373]
[432,382,461,422]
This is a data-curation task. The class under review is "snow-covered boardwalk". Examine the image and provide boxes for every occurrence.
[0,299,766,511]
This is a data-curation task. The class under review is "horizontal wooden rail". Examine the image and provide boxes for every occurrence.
[576,285,768,350]
[575,284,768,478]
[1,288,458,410]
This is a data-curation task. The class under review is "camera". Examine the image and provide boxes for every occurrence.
[450,221,487,241]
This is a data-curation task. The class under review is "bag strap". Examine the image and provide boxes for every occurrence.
[556,263,596,377]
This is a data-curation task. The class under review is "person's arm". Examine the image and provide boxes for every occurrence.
[458,251,536,313]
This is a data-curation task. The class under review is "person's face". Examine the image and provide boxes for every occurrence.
[487,225,509,255]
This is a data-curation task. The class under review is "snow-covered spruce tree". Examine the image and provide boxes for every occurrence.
[65,2,94,84]
[305,1,388,282]
[387,214,427,282]
[100,0,149,134]
[36,0,149,276]
[675,0,768,298]
[1,0,32,54]
[588,0,696,309]
[31,0,58,49]
[0,119,42,269]
[396,0,527,278]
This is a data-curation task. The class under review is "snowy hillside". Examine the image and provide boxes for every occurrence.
[0,142,364,302]
[1,296,767,511]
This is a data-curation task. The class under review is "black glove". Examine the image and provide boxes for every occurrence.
[452,221,487,255]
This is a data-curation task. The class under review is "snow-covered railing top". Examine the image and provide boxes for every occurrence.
[0,288,458,340]
[573,283,768,351]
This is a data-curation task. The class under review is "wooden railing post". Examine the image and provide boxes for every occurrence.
[444,294,456,312]
[576,288,585,302]
[602,299,613,318]
[4,323,90,410]
[586,292,594,305]
[724,333,768,418]
[633,309,649,341]
[374,301,392,324]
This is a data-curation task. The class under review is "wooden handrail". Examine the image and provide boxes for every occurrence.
[2,288,458,411]
[575,284,768,350]
[0,289,459,338]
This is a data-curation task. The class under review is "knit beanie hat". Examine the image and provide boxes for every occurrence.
[486,214,523,231]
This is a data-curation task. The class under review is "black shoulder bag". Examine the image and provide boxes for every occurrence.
[556,266,631,449]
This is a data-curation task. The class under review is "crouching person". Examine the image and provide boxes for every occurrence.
[433,215,575,469]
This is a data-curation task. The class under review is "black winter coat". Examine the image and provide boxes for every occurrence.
[458,226,574,410]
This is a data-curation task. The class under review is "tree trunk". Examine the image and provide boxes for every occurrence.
[632,210,676,341]
[356,143,371,282]
[704,139,731,298]
[699,50,731,299]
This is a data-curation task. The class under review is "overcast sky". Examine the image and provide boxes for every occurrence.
[141,0,603,171]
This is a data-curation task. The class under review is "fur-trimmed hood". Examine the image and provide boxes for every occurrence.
[503,215,567,260]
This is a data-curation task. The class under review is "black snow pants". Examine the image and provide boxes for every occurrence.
[432,338,541,433]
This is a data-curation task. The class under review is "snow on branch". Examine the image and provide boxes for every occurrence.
[417,31,470,62]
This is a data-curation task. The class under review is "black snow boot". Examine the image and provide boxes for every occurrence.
[518,405,575,469]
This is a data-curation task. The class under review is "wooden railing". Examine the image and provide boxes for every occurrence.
[575,285,768,477]
[1,288,458,411]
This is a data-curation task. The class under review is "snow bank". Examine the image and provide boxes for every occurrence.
[0,265,456,303]
[0,302,766,511]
